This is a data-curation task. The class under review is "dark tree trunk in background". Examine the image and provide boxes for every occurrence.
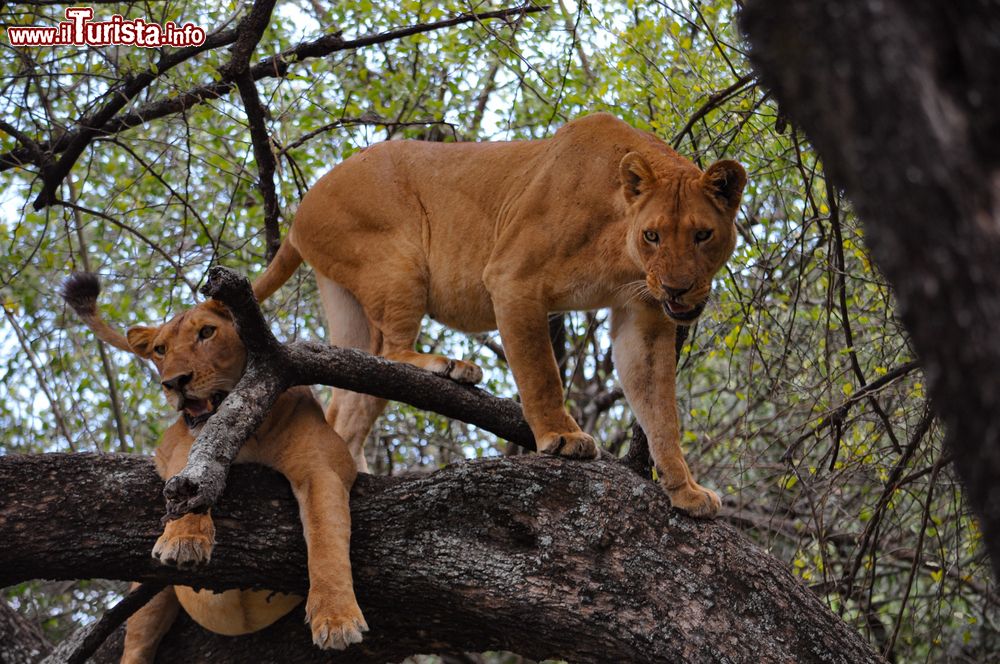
[0,600,50,664]
[0,453,882,663]
[742,1,1000,578]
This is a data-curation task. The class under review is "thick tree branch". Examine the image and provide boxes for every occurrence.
[226,0,282,260]
[0,453,882,663]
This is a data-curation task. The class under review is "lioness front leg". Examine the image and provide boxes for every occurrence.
[152,442,216,568]
[491,294,596,458]
[280,449,367,650]
[152,511,216,568]
[611,303,720,518]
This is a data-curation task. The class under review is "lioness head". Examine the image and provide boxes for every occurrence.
[620,152,746,324]
[126,301,246,428]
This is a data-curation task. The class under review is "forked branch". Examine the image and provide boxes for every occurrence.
[163,266,536,518]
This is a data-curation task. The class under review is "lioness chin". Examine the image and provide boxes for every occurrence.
[253,112,746,518]
[61,273,367,662]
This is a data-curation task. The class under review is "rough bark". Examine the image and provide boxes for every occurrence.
[741,1,1000,579]
[0,453,882,663]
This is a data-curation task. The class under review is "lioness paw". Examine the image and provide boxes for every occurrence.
[666,483,721,519]
[152,531,214,569]
[430,357,483,384]
[538,431,598,459]
[305,594,368,650]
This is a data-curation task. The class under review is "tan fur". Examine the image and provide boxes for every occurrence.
[66,286,367,662]
[253,113,746,517]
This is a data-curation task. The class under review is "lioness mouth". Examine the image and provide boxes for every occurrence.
[663,300,705,323]
[181,391,228,428]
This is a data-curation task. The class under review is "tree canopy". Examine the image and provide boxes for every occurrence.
[1,1,996,661]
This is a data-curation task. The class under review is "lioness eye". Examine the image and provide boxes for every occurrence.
[153,344,166,356]
[695,229,713,243]
[643,230,659,244]
[198,325,216,340]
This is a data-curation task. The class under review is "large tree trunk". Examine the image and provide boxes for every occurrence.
[741,1,1000,579]
[0,453,881,663]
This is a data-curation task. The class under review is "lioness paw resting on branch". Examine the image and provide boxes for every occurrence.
[61,273,367,662]
[252,113,746,518]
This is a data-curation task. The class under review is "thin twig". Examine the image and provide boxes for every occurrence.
[1,305,77,452]
[671,73,755,149]
[843,403,934,604]
[53,200,198,296]
[883,454,945,657]
[98,137,211,242]
[2,5,550,180]
[782,359,920,462]
[827,180,902,460]
[277,118,457,156]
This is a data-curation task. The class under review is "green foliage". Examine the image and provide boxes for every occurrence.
[0,1,995,660]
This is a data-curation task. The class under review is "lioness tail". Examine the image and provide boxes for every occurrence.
[252,239,303,302]
[60,272,133,353]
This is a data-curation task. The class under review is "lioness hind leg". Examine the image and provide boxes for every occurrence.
[121,584,180,664]
[317,276,384,472]
[378,298,484,385]
[331,344,483,469]
[327,389,386,472]
[384,348,484,384]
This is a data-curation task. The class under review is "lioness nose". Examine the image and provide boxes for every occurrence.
[663,284,692,299]
[161,373,193,392]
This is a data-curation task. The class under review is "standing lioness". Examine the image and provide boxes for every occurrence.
[254,113,746,518]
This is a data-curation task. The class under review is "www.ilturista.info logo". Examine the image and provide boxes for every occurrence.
[6,7,206,48]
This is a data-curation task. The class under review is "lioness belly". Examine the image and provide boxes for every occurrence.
[175,586,302,635]
[426,276,497,332]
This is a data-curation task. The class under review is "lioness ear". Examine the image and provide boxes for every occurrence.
[619,152,655,204]
[203,300,233,320]
[702,160,747,216]
[126,326,157,359]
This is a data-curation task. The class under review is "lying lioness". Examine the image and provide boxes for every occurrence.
[253,113,746,518]
[61,273,367,662]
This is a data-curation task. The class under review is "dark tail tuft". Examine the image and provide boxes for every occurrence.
[60,272,101,315]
